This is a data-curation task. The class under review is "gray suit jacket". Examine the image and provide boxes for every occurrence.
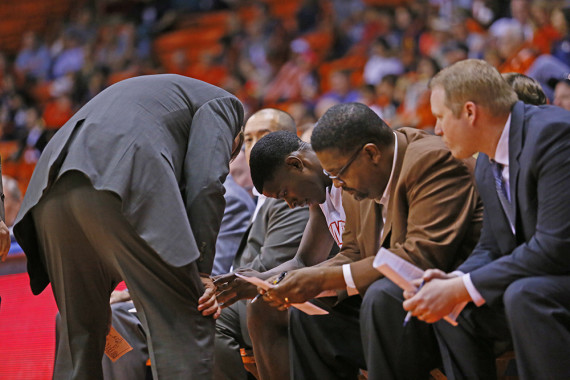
[233,197,309,272]
[14,74,244,294]
[459,101,570,305]
[212,175,255,276]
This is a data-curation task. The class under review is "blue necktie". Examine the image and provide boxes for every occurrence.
[491,161,515,231]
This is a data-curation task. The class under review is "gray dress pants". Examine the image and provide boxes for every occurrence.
[34,171,213,380]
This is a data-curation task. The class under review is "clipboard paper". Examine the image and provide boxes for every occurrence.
[372,247,466,326]
[235,273,329,315]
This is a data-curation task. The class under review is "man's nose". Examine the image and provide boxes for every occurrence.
[434,123,442,136]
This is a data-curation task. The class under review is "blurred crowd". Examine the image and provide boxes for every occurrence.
[1,0,570,175]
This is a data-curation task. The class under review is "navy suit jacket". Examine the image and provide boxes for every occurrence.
[459,101,570,306]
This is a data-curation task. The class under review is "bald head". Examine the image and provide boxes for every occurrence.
[243,108,296,163]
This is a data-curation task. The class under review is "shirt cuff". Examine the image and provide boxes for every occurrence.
[342,263,358,294]
[462,273,486,306]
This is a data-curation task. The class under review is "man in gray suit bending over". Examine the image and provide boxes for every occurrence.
[13,75,245,380]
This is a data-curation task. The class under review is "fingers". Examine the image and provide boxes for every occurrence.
[422,268,447,281]
[198,287,220,317]
[216,277,244,293]
[0,222,9,262]
[216,290,237,305]
[213,273,236,287]
[260,290,290,309]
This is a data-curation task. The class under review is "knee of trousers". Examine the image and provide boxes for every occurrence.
[361,278,400,316]
[503,278,543,321]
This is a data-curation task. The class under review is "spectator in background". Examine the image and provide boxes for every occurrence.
[529,0,562,55]
[263,39,318,106]
[490,0,534,42]
[496,22,536,74]
[392,55,439,131]
[551,6,570,65]
[441,40,469,67]
[357,84,383,118]
[14,32,51,83]
[50,32,85,80]
[10,106,48,165]
[374,74,398,126]
[319,69,360,104]
[363,36,404,85]
[553,77,570,110]
[296,0,323,34]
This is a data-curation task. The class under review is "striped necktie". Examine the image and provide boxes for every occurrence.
[491,161,515,232]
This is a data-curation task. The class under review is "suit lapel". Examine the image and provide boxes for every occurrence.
[380,130,408,248]
[360,199,381,256]
[508,102,525,232]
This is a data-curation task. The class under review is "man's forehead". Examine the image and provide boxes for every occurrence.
[430,87,447,110]
[244,112,281,134]
[315,147,344,166]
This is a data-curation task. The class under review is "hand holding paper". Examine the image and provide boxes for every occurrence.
[235,273,329,315]
[373,248,467,325]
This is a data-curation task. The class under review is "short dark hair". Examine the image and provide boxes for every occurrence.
[502,72,547,106]
[311,103,393,154]
[250,131,303,193]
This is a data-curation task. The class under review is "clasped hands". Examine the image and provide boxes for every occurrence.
[402,269,471,324]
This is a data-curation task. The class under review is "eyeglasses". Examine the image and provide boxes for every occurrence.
[322,144,366,183]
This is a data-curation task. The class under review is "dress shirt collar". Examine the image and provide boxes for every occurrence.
[376,132,398,206]
[493,113,511,167]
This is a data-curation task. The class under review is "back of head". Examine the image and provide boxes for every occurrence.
[502,72,547,105]
[250,131,303,193]
[429,59,518,117]
[311,102,392,154]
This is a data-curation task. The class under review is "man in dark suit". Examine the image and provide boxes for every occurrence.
[404,59,570,380]
[265,103,482,380]
[13,75,245,380]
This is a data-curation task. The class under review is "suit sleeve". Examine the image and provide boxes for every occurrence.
[469,125,570,305]
[239,200,310,272]
[184,96,244,274]
[212,179,255,276]
[388,148,482,272]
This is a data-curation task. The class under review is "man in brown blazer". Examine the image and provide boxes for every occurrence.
[264,103,482,380]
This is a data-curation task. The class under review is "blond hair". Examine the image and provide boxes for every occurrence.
[429,59,518,117]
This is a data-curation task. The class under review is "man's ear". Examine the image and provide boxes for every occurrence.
[464,101,477,125]
[285,155,304,171]
[363,143,381,164]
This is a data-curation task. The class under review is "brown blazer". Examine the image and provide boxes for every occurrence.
[337,128,482,294]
